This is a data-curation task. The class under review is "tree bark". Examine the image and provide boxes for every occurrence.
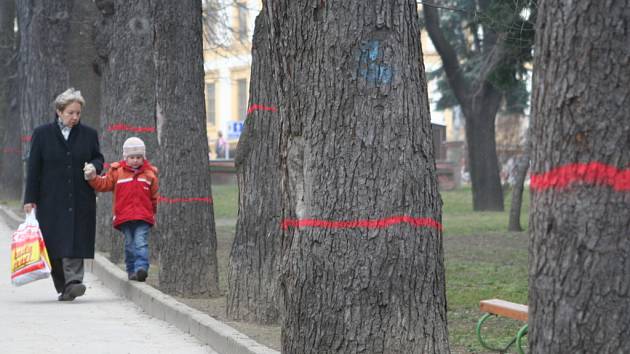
[227,10,283,324]
[154,0,220,296]
[508,137,529,232]
[465,89,504,211]
[424,4,505,211]
[93,0,159,264]
[67,0,101,129]
[268,1,450,352]
[17,0,71,198]
[0,0,14,145]
[0,0,21,200]
[529,1,630,352]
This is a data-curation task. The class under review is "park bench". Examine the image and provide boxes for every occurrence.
[477,299,528,354]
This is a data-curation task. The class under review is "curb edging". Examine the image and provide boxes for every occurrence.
[90,254,279,354]
[0,205,279,354]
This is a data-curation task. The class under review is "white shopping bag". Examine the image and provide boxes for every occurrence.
[10,210,52,286]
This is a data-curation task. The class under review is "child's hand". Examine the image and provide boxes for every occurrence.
[83,162,96,180]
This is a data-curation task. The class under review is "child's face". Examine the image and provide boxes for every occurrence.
[126,155,144,168]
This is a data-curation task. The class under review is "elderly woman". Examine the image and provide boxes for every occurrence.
[23,88,104,301]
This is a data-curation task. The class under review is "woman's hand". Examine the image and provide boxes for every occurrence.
[84,163,96,180]
[23,203,36,214]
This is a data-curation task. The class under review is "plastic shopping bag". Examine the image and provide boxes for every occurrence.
[10,210,51,286]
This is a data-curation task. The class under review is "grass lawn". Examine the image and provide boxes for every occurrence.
[442,187,529,353]
[205,184,531,353]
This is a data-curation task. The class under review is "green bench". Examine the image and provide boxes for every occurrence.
[477,299,528,353]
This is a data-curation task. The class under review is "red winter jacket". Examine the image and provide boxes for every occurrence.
[88,160,159,229]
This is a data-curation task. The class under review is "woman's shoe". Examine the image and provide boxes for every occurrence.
[58,283,86,301]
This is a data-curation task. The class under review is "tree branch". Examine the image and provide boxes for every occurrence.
[423,4,472,110]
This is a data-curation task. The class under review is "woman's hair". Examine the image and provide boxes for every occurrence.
[54,88,85,112]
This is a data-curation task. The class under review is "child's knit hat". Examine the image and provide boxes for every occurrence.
[123,137,146,158]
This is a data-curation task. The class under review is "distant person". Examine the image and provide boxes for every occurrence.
[215,131,227,159]
[84,137,159,282]
[23,88,104,301]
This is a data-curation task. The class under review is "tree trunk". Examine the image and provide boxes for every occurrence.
[67,0,101,130]
[464,89,505,211]
[0,0,14,148]
[17,0,71,197]
[529,1,630,352]
[154,0,220,297]
[424,5,505,211]
[227,10,282,324]
[508,142,529,232]
[93,0,159,263]
[268,1,450,352]
[0,0,21,200]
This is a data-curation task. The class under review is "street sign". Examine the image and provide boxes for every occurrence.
[226,121,244,140]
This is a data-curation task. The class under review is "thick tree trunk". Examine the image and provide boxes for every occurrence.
[0,0,21,200]
[67,0,101,129]
[529,1,630,352]
[154,0,220,297]
[17,0,71,197]
[0,74,21,200]
[227,10,282,324]
[0,0,14,148]
[93,0,159,263]
[268,1,449,352]
[464,88,504,211]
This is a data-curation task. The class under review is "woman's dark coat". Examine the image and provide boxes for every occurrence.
[24,120,104,259]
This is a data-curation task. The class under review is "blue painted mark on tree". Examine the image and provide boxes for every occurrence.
[358,40,393,84]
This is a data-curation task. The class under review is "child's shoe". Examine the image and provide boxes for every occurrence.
[136,269,148,282]
[128,273,137,281]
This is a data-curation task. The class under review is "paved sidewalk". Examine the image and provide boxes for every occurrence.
[0,216,217,354]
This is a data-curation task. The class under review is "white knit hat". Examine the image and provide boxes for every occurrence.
[123,137,146,158]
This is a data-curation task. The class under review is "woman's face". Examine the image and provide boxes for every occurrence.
[57,101,82,128]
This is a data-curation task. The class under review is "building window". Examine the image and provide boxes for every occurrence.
[206,83,216,125]
[237,79,248,121]
[237,3,248,41]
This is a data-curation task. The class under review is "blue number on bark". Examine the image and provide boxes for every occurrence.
[358,40,393,84]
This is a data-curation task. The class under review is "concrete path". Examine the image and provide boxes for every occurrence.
[0,216,218,354]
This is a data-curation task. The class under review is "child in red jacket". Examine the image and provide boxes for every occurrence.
[84,137,158,281]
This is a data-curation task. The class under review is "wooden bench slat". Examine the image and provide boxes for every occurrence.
[480,299,528,322]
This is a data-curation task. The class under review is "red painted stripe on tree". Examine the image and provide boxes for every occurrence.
[247,104,277,115]
[282,215,443,231]
[158,196,213,204]
[21,135,31,142]
[2,147,20,154]
[107,124,156,133]
[531,162,630,191]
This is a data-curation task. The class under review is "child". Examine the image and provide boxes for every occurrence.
[84,137,158,281]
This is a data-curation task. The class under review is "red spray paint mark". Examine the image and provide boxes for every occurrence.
[247,104,277,115]
[158,196,213,204]
[108,124,156,133]
[282,215,442,231]
[2,147,20,154]
[531,162,630,191]
[21,135,32,142]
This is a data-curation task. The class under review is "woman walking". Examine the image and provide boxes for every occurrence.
[23,88,104,301]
